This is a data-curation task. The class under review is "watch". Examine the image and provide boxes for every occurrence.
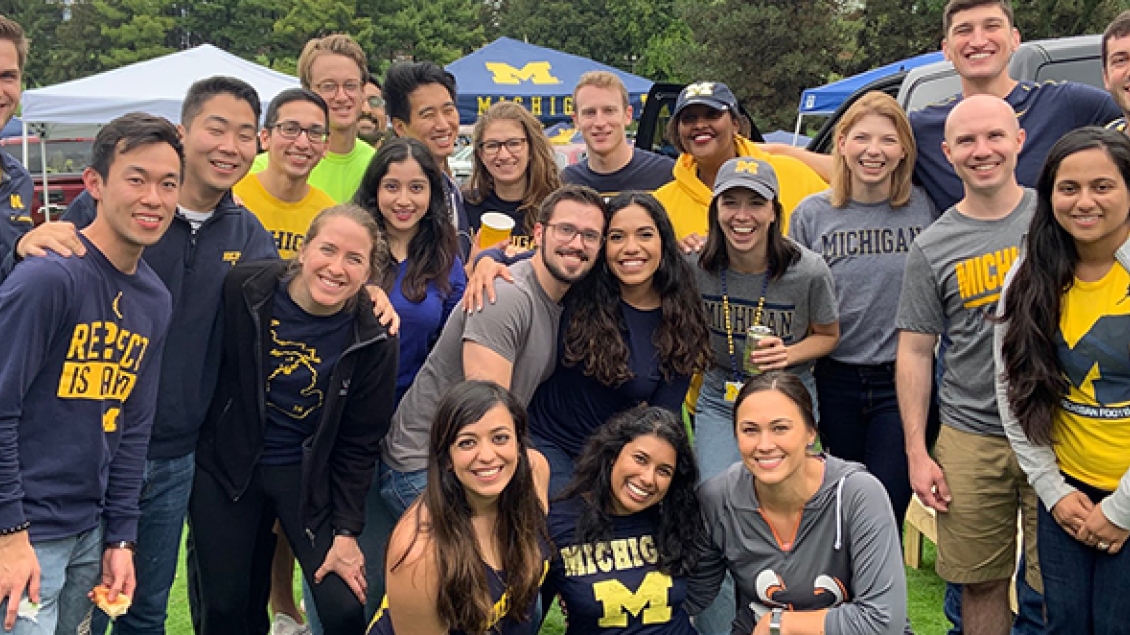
[769,607,783,635]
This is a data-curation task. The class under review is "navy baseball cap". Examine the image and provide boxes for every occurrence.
[673,82,740,119]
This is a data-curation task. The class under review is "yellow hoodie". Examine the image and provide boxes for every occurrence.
[654,135,827,239]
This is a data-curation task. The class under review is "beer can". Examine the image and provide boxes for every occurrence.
[743,325,773,375]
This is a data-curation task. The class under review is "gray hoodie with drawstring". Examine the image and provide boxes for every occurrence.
[688,455,907,635]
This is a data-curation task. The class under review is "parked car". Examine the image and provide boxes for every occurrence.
[0,136,94,224]
[636,34,1111,157]
[808,34,1110,153]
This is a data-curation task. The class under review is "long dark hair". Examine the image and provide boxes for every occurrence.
[1000,127,1130,445]
[394,381,547,632]
[354,137,458,302]
[558,406,706,577]
[698,191,800,280]
[563,192,712,385]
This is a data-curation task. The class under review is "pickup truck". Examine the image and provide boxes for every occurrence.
[0,136,93,224]
[636,34,1111,156]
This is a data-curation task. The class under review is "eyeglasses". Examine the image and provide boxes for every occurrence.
[478,138,528,155]
[546,222,603,247]
[366,96,385,109]
[314,80,362,96]
[268,121,330,143]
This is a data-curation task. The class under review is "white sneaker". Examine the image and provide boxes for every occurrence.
[271,613,312,635]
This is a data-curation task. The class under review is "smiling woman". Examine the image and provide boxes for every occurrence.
[189,204,399,635]
[368,380,550,635]
[688,372,908,635]
[463,102,562,252]
[996,127,1130,634]
[542,406,707,635]
[788,92,937,536]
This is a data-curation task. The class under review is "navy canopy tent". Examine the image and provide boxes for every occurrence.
[791,51,945,144]
[446,37,653,123]
[798,51,945,115]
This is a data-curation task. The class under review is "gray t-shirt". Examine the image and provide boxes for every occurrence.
[382,259,563,472]
[692,244,838,391]
[895,188,1035,437]
[790,187,937,364]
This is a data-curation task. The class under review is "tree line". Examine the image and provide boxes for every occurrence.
[5,0,1123,131]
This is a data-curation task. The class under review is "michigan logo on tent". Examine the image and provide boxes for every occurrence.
[485,62,562,86]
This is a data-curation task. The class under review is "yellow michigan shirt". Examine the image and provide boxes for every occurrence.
[1055,261,1130,492]
[233,175,336,260]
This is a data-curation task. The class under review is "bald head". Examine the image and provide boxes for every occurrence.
[942,94,1025,198]
[944,94,1019,140]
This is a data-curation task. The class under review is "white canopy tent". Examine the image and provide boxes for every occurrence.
[16,44,299,218]
[21,43,299,125]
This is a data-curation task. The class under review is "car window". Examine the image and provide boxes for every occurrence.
[1,140,93,174]
[1033,58,1105,86]
[900,70,961,113]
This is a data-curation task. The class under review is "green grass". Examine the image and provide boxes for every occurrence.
[163,528,949,634]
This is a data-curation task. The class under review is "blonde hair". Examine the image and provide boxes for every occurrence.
[573,71,629,109]
[464,102,561,232]
[296,34,368,89]
[830,92,916,208]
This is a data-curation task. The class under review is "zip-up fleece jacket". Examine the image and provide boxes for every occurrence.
[195,260,398,535]
[688,455,907,635]
[63,191,278,459]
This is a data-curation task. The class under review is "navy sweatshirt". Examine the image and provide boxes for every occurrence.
[64,191,278,458]
[0,235,171,542]
[0,149,34,269]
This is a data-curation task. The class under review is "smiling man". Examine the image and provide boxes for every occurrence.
[897,95,1039,635]
[0,113,180,635]
[0,15,32,264]
[561,71,674,197]
[910,0,1122,212]
[1103,11,1130,132]
[234,88,335,259]
[58,77,278,635]
[381,184,607,519]
[384,61,471,257]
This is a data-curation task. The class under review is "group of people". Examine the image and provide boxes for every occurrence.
[0,0,1127,634]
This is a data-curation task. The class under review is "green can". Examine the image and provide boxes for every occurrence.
[743,325,773,375]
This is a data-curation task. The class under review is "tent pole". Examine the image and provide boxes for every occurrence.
[20,119,28,167]
[39,136,49,222]
[793,113,804,147]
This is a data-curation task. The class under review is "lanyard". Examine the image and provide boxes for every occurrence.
[721,268,769,382]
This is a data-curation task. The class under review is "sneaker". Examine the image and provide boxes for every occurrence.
[271,613,312,635]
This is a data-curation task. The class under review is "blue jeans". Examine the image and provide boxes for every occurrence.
[815,360,911,530]
[91,454,195,635]
[1038,502,1127,634]
[0,528,102,635]
[530,432,576,498]
[379,463,428,517]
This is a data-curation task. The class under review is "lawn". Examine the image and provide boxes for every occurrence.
[162,530,949,634]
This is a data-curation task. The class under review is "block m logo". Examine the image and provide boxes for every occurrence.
[485,62,561,85]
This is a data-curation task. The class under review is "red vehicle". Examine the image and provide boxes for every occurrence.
[0,136,93,225]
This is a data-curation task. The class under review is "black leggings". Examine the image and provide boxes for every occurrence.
[188,464,365,635]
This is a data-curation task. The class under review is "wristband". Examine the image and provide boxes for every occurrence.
[0,520,30,536]
[333,528,358,538]
[105,540,137,551]
[770,607,783,635]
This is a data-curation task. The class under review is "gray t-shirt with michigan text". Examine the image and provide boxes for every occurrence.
[895,188,1035,437]
[790,187,937,365]
[382,259,563,472]
[692,244,838,392]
